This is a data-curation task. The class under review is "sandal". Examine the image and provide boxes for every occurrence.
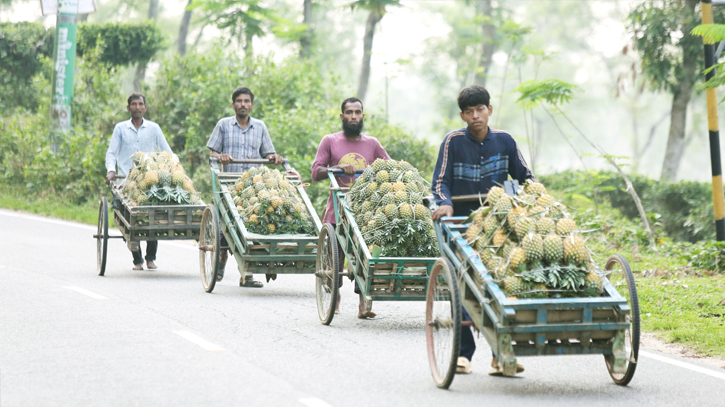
[456,357,472,374]
[132,263,143,271]
[239,277,263,288]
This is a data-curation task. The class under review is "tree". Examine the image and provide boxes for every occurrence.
[299,0,313,58]
[134,0,161,90]
[474,0,494,87]
[178,0,194,55]
[628,0,702,181]
[351,0,400,101]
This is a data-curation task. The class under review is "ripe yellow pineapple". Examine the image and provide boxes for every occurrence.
[556,218,577,235]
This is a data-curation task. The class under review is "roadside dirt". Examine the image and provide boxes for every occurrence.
[642,333,725,369]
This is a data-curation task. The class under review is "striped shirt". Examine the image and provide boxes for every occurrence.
[105,118,172,176]
[206,116,276,173]
[431,127,535,216]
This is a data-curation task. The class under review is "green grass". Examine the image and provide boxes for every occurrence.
[0,185,115,227]
[637,275,725,358]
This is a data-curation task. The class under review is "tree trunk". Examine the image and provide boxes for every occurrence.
[134,0,161,91]
[244,29,254,60]
[299,0,313,58]
[474,0,494,87]
[660,60,695,181]
[357,7,384,101]
[178,0,193,56]
[148,0,159,19]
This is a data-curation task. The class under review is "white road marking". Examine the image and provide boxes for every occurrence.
[64,286,108,300]
[0,210,96,231]
[640,350,725,381]
[299,398,334,407]
[173,330,224,352]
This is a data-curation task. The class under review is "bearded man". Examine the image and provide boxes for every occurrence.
[310,97,391,319]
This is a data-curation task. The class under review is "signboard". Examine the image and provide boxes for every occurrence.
[40,0,96,16]
[49,0,81,151]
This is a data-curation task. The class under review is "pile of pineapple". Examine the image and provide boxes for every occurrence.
[344,159,439,258]
[122,151,201,206]
[466,180,603,299]
[231,166,316,235]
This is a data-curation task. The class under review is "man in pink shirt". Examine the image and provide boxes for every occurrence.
[311,97,391,319]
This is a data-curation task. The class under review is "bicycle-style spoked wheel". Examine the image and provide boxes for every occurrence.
[604,254,640,386]
[96,197,109,276]
[315,223,339,325]
[426,257,461,389]
[199,205,220,293]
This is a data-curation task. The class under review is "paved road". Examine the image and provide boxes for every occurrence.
[1,209,724,407]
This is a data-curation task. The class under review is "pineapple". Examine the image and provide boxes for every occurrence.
[182,179,196,193]
[157,169,171,187]
[563,235,588,265]
[528,282,549,299]
[483,215,498,234]
[253,174,264,184]
[399,203,413,220]
[521,233,544,262]
[487,186,505,206]
[508,247,526,269]
[465,224,482,241]
[375,170,390,183]
[270,196,284,209]
[392,181,406,193]
[524,181,547,196]
[514,216,536,239]
[265,177,278,189]
[516,194,537,206]
[394,190,407,204]
[384,204,398,220]
[414,204,429,220]
[492,229,507,246]
[366,182,379,195]
[528,205,546,216]
[543,234,564,263]
[536,217,556,235]
[507,207,527,229]
[361,200,373,213]
[556,218,577,235]
[372,158,386,173]
[477,247,494,265]
[382,192,395,206]
[267,223,277,233]
[144,170,159,186]
[405,182,419,194]
[503,275,526,296]
[585,271,603,295]
[383,160,398,172]
[379,182,393,195]
[537,194,556,207]
[495,194,513,214]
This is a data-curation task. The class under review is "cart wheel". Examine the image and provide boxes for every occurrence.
[604,254,640,386]
[199,205,221,293]
[315,223,339,325]
[96,197,109,276]
[426,257,461,389]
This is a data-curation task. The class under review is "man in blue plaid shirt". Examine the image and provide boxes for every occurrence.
[207,86,285,288]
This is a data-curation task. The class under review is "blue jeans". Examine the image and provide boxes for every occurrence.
[460,308,476,361]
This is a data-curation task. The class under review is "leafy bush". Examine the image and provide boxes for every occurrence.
[0,22,54,110]
[541,170,716,242]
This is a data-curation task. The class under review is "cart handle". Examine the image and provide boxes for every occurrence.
[325,167,365,175]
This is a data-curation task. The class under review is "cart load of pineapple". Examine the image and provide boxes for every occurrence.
[465,180,603,299]
[231,166,316,235]
[121,151,201,206]
[344,159,439,258]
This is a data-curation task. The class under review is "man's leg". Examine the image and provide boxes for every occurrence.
[457,308,475,374]
[132,249,143,270]
[145,241,158,269]
[217,235,228,281]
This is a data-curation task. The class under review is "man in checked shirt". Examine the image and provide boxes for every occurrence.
[207,86,286,288]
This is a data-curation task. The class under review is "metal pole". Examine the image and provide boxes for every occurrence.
[702,0,725,240]
[50,0,79,153]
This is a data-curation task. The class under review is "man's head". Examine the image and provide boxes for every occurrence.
[127,93,147,120]
[458,85,492,133]
[340,97,364,137]
[231,87,255,119]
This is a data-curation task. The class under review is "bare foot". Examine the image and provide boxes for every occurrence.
[146,260,158,270]
[357,310,377,319]
[334,293,341,315]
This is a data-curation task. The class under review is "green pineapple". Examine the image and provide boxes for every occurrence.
[482,215,498,234]
[384,203,398,220]
[488,186,506,206]
[399,161,414,172]
[361,200,373,213]
[372,158,386,173]
[514,216,536,239]
[524,181,547,196]
[495,194,513,213]
[507,207,527,229]
[366,182,379,196]
[394,190,407,204]
[383,160,398,172]
[543,234,564,263]
[157,170,171,187]
[465,224,482,241]
[405,182,418,194]
[503,275,526,297]
[375,170,390,183]
[537,194,556,207]
[382,192,395,206]
[584,271,603,295]
[536,217,555,235]
[413,204,429,220]
[563,235,588,265]
[556,218,577,235]
[399,203,413,220]
[378,182,393,195]
[521,233,544,262]
[508,247,526,269]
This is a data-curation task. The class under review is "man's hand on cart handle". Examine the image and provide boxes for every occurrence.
[431,204,454,221]
[266,153,284,165]
[214,153,233,165]
[105,171,116,185]
[334,163,357,176]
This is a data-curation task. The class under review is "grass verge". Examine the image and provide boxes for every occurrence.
[0,185,114,227]
[637,274,725,358]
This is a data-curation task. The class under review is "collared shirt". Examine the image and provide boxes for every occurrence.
[206,116,276,173]
[105,118,172,175]
[431,126,536,216]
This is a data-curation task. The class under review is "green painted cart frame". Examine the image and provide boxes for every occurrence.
[197,158,322,292]
[425,217,640,389]
[314,169,438,325]
[94,177,205,276]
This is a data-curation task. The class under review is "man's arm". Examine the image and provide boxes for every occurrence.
[207,120,233,164]
[374,139,392,160]
[155,124,173,154]
[508,137,536,183]
[430,135,455,220]
[258,123,283,165]
[311,136,338,181]
[105,125,122,184]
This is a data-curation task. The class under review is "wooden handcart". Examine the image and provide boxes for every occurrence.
[197,158,321,292]
[94,177,205,276]
[425,214,640,389]
[314,168,438,325]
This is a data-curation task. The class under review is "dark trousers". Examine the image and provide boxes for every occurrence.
[132,241,157,265]
[460,308,476,361]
